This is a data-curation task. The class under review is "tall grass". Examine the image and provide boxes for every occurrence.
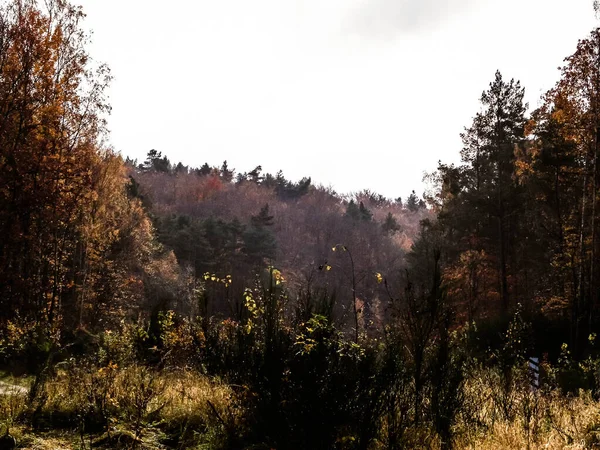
[1,364,243,449]
[5,355,600,448]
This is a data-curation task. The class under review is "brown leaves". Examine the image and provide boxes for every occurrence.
[0,0,166,336]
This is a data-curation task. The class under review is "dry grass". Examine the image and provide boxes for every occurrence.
[0,364,243,449]
[10,427,76,450]
[158,369,240,428]
[6,363,600,449]
[454,371,600,450]
[0,377,28,436]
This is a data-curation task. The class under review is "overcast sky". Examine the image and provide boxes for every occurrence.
[81,0,596,198]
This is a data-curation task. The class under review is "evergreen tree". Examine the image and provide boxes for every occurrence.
[436,71,527,315]
[248,166,263,184]
[407,191,420,212]
[382,212,402,234]
[141,149,171,173]
[359,201,373,221]
[174,162,188,174]
[220,160,234,182]
[244,204,277,265]
[263,172,277,188]
[251,204,275,228]
[195,162,212,176]
[346,200,361,220]
[273,170,312,200]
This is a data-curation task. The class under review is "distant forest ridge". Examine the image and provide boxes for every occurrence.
[124,151,429,328]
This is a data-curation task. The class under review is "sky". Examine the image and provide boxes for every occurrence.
[80,0,597,199]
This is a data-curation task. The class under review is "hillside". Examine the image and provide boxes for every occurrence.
[128,155,428,330]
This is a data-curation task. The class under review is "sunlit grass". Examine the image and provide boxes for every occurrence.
[454,372,600,450]
[5,362,600,449]
[0,364,243,449]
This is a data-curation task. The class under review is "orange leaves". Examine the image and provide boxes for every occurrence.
[0,0,155,334]
[204,175,223,195]
[443,249,499,321]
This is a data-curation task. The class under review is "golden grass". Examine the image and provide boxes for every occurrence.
[454,373,600,450]
[13,428,75,450]
[1,365,242,449]
[0,370,34,388]
[158,369,240,428]
[0,379,28,432]
[5,363,600,449]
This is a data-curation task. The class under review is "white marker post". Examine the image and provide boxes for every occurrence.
[528,356,540,390]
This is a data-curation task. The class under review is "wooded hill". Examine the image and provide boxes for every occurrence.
[126,152,428,332]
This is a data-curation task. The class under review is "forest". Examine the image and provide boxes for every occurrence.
[3,0,600,449]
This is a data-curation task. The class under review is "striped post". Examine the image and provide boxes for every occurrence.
[528,356,540,390]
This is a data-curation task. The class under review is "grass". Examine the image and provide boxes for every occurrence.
[0,369,33,388]
[4,362,600,448]
[453,371,600,450]
[0,364,244,449]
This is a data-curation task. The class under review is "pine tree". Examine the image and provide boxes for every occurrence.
[195,163,212,176]
[407,191,420,212]
[244,204,277,265]
[174,162,188,174]
[434,71,527,316]
[382,213,402,235]
[220,160,234,182]
[346,200,361,220]
[141,149,171,173]
[251,204,275,228]
[248,166,263,184]
[359,201,373,221]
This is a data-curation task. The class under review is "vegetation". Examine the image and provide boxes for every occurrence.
[4,0,600,449]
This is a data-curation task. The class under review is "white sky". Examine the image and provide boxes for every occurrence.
[81,0,597,199]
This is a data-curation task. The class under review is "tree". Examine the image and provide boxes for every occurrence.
[251,204,275,228]
[359,201,373,221]
[248,165,263,184]
[220,160,234,182]
[0,0,191,355]
[346,200,360,220]
[346,200,372,221]
[141,149,171,173]
[468,72,526,314]
[174,162,188,174]
[406,191,421,212]
[155,214,212,277]
[0,0,111,331]
[195,162,212,177]
[435,71,527,316]
[382,212,402,235]
[273,170,311,200]
[244,204,277,265]
[518,29,600,348]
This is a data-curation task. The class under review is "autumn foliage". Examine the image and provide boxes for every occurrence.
[0,0,183,361]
